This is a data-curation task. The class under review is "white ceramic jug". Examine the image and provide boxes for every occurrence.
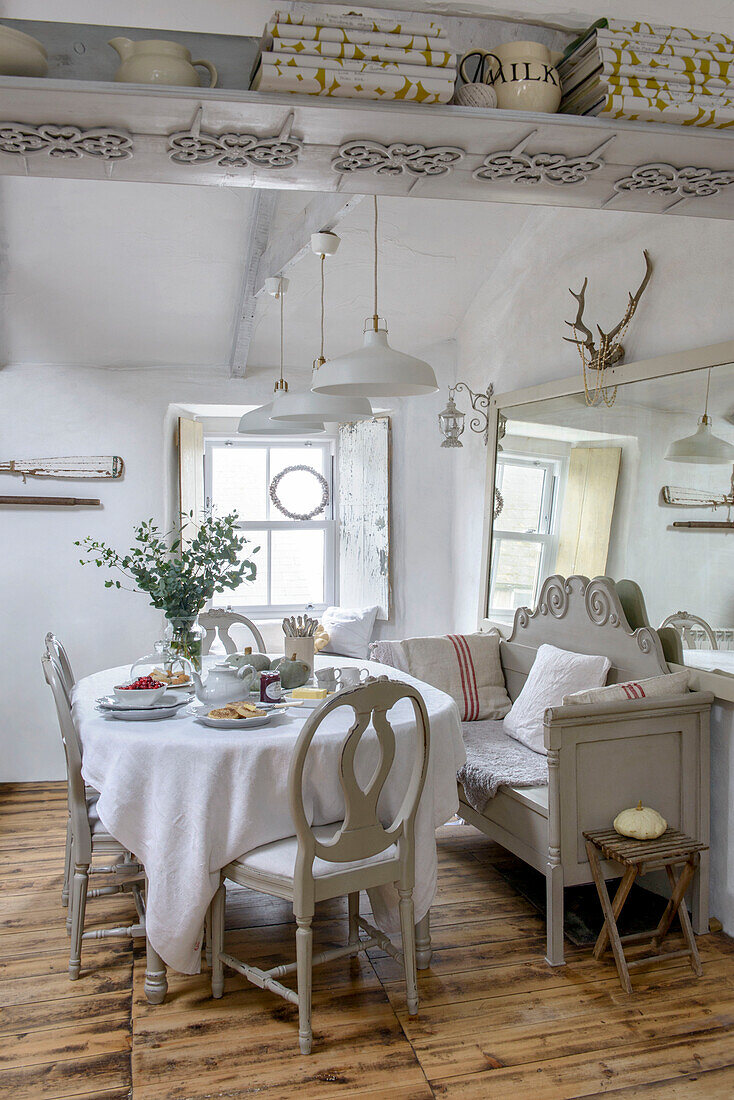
[0,24,47,77]
[486,41,561,113]
[109,37,217,87]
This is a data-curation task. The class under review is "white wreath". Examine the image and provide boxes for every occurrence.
[269,464,330,521]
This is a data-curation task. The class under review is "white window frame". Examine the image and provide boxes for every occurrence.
[204,438,336,618]
[488,452,562,622]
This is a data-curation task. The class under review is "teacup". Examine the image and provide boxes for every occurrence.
[336,667,370,689]
[315,667,337,692]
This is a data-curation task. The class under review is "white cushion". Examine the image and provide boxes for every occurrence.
[504,643,611,756]
[228,822,397,882]
[563,669,690,706]
[321,606,379,659]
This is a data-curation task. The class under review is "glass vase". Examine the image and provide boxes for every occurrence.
[165,616,205,672]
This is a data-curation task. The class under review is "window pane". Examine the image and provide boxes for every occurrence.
[271,529,324,605]
[210,446,267,521]
[269,447,327,519]
[497,462,546,533]
[491,538,542,612]
[212,530,269,607]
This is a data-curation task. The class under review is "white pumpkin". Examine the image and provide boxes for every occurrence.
[613,801,667,840]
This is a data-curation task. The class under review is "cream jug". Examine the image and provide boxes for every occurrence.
[485,41,561,113]
[109,38,217,87]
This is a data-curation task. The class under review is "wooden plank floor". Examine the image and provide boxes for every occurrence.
[2,783,734,1099]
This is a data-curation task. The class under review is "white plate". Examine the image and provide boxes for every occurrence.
[193,705,273,730]
[96,693,188,712]
[108,703,185,721]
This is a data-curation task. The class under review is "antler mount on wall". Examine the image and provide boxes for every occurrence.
[564,250,653,408]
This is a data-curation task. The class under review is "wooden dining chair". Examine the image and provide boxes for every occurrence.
[42,654,146,978]
[209,675,431,1054]
[660,612,718,651]
[45,632,86,905]
[199,608,266,655]
[45,632,75,701]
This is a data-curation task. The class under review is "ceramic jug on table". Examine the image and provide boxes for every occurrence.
[109,38,217,87]
[485,41,561,113]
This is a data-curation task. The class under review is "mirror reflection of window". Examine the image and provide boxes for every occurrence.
[487,361,734,674]
[489,456,560,621]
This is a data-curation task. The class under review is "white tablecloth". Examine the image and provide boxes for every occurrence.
[73,656,465,974]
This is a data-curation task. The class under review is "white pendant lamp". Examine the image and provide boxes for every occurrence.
[270,233,373,424]
[238,278,325,437]
[311,196,438,399]
[665,369,734,464]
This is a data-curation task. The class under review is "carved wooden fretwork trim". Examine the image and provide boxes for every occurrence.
[0,123,133,160]
[474,131,615,187]
[168,108,301,169]
[332,139,464,176]
[610,162,734,211]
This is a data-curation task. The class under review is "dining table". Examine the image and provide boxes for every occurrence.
[73,653,466,1003]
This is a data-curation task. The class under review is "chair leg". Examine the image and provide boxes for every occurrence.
[62,817,72,907]
[211,883,225,999]
[398,889,418,1016]
[296,917,313,1055]
[204,907,213,968]
[348,892,360,945]
[68,861,89,980]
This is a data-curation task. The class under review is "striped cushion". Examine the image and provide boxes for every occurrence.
[399,631,511,721]
[564,669,690,706]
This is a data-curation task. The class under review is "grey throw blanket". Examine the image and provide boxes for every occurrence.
[457,720,548,814]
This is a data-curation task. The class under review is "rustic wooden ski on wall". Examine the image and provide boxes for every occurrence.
[0,456,124,480]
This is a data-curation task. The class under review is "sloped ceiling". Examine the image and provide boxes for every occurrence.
[247,193,533,383]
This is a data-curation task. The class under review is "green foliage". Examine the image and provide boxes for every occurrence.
[75,511,257,622]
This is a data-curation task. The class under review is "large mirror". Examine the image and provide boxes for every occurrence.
[485,356,734,675]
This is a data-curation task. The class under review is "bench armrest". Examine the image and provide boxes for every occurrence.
[543,690,713,750]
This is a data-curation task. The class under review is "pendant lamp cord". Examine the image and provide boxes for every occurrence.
[279,283,284,384]
[320,252,326,363]
[372,194,379,331]
[704,367,712,421]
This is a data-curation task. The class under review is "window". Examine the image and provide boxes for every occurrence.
[205,440,335,616]
[488,454,561,621]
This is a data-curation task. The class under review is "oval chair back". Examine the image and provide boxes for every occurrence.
[288,676,430,897]
[199,609,266,656]
[42,654,92,863]
[660,612,718,651]
[45,632,75,702]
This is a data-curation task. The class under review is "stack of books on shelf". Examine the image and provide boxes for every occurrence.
[559,17,734,128]
[250,6,456,103]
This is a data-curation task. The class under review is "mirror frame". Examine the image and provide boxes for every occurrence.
[478,338,734,701]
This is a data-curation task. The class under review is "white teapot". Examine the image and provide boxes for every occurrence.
[191,663,256,707]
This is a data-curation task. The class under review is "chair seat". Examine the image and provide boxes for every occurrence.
[86,793,107,836]
[225,822,398,887]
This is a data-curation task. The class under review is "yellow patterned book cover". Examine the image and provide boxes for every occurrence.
[271,38,455,68]
[273,7,445,38]
[607,19,734,51]
[261,52,455,83]
[267,22,445,51]
[252,63,454,103]
[595,92,734,127]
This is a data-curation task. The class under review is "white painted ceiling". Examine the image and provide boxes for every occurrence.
[246,193,533,382]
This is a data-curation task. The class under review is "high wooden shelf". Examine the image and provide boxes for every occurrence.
[2,75,734,218]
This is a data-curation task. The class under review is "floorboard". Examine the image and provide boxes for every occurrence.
[1,782,732,1099]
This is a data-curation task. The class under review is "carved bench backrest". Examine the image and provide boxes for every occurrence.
[500,575,670,702]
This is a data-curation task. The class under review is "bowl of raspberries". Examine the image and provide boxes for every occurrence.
[114,676,166,707]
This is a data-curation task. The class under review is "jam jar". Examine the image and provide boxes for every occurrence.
[260,669,282,703]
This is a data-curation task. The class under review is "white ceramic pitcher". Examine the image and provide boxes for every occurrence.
[485,41,561,113]
[109,37,217,87]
